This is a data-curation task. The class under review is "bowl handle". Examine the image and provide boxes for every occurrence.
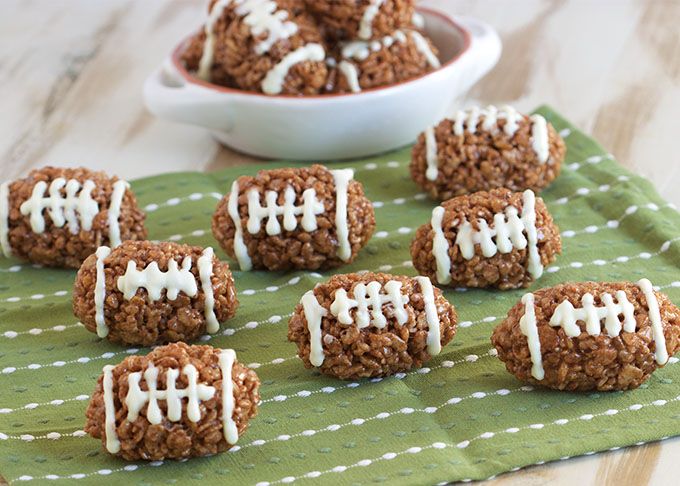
[143,58,234,132]
[453,15,502,92]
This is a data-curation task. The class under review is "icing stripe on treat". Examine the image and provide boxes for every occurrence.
[246,186,324,235]
[19,178,100,234]
[219,349,239,444]
[338,60,361,93]
[330,281,409,329]
[359,0,386,40]
[518,292,544,380]
[530,114,549,163]
[94,246,111,338]
[301,290,328,367]
[0,182,10,257]
[425,126,439,181]
[116,256,198,301]
[102,364,120,453]
[521,278,668,380]
[341,30,407,61]
[638,278,668,365]
[261,43,325,95]
[331,169,353,261]
[416,276,441,356]
[409,30,440,68]
[430,206,452,285]
[228,180,253,271]
[198,0,233,81]
[452,105,522,137]
[431,189,542,281]
[107,180,128,248]
[236,0,299,55]
[198,247,220,334]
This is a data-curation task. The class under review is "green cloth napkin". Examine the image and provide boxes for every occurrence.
[1,106,680,485]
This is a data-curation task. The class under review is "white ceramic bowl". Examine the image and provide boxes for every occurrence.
[144,8,501,160]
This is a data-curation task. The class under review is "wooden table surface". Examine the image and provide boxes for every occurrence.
[1,0,678,484]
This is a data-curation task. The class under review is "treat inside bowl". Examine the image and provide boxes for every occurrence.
[144,8,501,160]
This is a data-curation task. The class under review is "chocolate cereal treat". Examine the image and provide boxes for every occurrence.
[306,0,416,41]
[212,165,375,271]
[492,279,680,391]
[411,189,561,289]
[330,28,440,93]
[288,272,457,379]
[0,166,146,268]
[85,343,260,461]
[410,105,566,200]
[73,241,238,346]
[183,0,328,94]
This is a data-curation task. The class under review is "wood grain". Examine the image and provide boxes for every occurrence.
[0,0,679,484]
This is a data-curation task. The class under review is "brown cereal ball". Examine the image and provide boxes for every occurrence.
[306,0,416,41]
[288,272,457,379]
[492,281,680,391]
[410,189,561,289]
[73,240,238,346]
[332,29,439,93]
[212,164,375,271]
[1,166,146,268]
[180,31,237,88]
[85,343,260,461]
[410,107,566,200]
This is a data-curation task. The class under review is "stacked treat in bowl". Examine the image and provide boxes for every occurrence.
[181,0,440,95]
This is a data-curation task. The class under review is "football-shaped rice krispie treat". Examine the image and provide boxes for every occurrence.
[85,343,260,461]
[492,279,680,391]
[411,189,561,289]
[0,166,146,268]
[410,105,566,200]
[288,272,457,379]
[212,165,375,271]
[73,241,238,346]
[306,0,416,41]
[327,28,440,93]
[182,0,328,95]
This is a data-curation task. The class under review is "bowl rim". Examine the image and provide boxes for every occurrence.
[170,6,472,101]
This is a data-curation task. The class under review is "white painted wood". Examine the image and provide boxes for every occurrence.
[0,1,678,484]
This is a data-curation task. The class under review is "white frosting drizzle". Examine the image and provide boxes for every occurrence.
[452,105,522,137]
[341,30,407,61]
[94,246,111,338]
[424,126,439,181]
[431,189,542,281]
[412,12,425,29]
[519,293,544,380]
[331,169,353,262]
[198,247,220,334]
[227,180,252,271]
[19,178,99,234]
[102,349,239,452]
[430,206,451,285]
[0,182,11,257]
[358,0,386,40]
[102,365,120,453]
[198,0,233,81]
[409,30,440,68]
[107,180,128,248]
[236,0,298,55]
[125,362,216,424]
[246,186,324,235]
[521,279,669,380]
[330,280,409,329]
[219,348,239,444]
[530,114,550,163]
[261,43,325,95]
[638,278,668,364]
[301,290,328,367]
[550,291,636,337]
[338,60,361,93]
[415,276,441,356]
[117,256,198,301]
